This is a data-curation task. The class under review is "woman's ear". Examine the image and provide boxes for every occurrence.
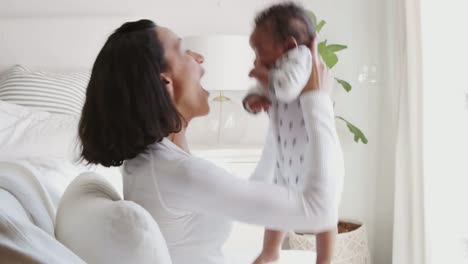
[285,36,298,50]
[160,72,174,98]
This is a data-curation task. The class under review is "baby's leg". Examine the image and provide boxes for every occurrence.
[253,229,285,263]
[315,228,337,264]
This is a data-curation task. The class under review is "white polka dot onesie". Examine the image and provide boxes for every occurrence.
[245,45,313,188]
[244,45,343,206]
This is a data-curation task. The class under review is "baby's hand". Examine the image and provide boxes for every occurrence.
[249,60,270,88]
[243,94,270,114]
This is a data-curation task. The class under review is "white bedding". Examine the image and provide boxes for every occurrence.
[0,209,85,264]
[0,160,57,235]
[0,100,79,160]
[0,99,124,196]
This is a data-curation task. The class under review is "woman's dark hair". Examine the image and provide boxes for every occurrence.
[79,19,182,167]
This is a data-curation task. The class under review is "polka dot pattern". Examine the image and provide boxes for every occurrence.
[269,93,309,189]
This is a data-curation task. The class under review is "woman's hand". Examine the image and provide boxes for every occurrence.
[302,36,334,95]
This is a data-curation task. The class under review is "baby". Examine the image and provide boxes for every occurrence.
[243,3,339,264]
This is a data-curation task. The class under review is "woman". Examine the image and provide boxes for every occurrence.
[79,19,342,264]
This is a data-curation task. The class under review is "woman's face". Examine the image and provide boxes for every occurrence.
[157,27,210,123]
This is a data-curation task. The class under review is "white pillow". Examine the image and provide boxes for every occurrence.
[0,65,89,116]
[55,173,172,264]
[0,100,123,201]
[0,100,79,160]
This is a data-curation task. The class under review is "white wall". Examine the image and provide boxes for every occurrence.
[422,0,468,263]
[0,0,393,262]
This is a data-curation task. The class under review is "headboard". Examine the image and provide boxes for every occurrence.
[0,0,274,147]
[0,14,269,148]
[0,0,267,73]
[0,17,142,73]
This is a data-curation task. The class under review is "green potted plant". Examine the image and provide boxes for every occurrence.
[310,12,368,145]
[287,11,371,264]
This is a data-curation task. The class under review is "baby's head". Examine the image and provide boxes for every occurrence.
[251,2,315,68]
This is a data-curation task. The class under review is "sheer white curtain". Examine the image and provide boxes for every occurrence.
[421,0,468,263]
[387,0,468,263]
[386,0,427,263]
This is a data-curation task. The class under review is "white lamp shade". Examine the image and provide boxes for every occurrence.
[183,35,256,91]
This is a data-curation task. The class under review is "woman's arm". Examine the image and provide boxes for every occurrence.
[168,90,342,232]
[165,37,342,232]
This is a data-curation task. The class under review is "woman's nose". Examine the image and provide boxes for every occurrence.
[188,50,204,64]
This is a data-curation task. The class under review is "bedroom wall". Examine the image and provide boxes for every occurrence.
[422,0,468,262]
[0,0,393,262]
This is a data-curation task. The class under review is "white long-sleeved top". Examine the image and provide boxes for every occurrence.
[123,91,344,264]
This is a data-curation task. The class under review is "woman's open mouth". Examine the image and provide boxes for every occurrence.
[201,85,210,95]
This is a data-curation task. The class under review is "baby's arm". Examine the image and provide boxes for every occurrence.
[243,58,271,114]
[242,85,270,114]
[270,45,312,103]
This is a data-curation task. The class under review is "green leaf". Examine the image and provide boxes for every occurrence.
[318,41,339,68]
[316,20,326,33]
[324,53,338,68]
[318,40,326,59]
[328,44,347,52]
[336,116,368,144]
[335,78,352,92]
[308,10,326,33]
[308,11,318,26]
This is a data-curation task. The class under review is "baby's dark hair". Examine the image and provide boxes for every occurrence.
[254,2,315,46]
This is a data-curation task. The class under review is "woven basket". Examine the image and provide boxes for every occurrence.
[288,220,371,264]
